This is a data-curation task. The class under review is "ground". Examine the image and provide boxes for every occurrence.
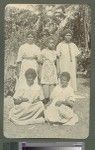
[4,76,90,139]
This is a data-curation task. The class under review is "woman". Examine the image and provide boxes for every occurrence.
[56,29,80,91]
[9,68,45,125]
[16,34,41,90]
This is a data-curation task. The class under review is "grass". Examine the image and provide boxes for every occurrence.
[4,77,90,139]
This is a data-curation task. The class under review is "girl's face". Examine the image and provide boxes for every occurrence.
[27,37,34,44]
[26,74,35,86]
[60,76,69,88]
[65,33,72,43]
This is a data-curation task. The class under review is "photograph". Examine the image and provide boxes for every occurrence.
[4,4,91,138]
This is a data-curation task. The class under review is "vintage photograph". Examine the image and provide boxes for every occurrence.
[4,4,91,138]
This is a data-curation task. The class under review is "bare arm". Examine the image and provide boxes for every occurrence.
[55,99,74,108]
[56,57,60,77]
[37,63,42,83]
[14,97,29,105]
[16,62,21,79]
[55,101,64,107]
[65,99,74,108]
[13,97,22,105]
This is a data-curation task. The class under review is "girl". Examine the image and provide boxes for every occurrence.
[40,39,58,104]
[44,72,78,125]
[9,68,45,125]
[56,29,80,91]
[16,34,41,90]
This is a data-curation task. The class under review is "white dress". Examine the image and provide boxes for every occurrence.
[16,43,41,89]
[44,85,78,125]
[41,49,58,84]
[9,83,45,125]
[56,42,80,91]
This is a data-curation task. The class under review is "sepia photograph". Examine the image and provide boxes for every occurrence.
[4,4,91,138]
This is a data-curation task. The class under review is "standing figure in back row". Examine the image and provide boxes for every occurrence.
[56,29,80,91]
[40,39,58,104]
[16,34,41,90]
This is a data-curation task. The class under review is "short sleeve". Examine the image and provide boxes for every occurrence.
[41,49,46,56]
[73,43,80,57]
[35,45,41,57]
[40,49,46,61]
[56,43,62,57]
[39,87,44,100]
[16,45,24,63]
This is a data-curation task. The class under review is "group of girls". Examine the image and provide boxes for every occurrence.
[9,30,80,126]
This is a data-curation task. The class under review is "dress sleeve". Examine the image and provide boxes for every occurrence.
[73,43,80,57]
[35,46,41,57]
[16,45,24,63]
[40,49,46,61]
[41,49,46,56]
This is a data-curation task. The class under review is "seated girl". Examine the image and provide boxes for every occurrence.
[44,72,78,125]
[9,68,45,125]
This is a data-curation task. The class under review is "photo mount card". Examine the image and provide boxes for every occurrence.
[4,4,91,139]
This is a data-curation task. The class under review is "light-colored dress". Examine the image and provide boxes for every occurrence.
[16,43,41,89]
[56,42,80,91]
[41,49,58,85]
[9,83,45,125]
[44,85,78,125]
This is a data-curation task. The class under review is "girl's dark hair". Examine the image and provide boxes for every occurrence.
[25,68,37,79]
[61,29,73,37]
[60,72,70,82]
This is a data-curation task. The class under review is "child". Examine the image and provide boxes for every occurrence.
[40,39,58,104]
[9,68,45,125]
[44,72,78,125]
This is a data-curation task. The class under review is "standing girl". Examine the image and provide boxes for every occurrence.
[40,39,58,104]
[16,34,41,90]
[56,29,80,91]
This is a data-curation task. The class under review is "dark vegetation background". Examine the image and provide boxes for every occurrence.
[4,4,91,96]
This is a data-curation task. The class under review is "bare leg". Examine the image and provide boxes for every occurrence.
[42,84,50,99]
[50,84,56,96]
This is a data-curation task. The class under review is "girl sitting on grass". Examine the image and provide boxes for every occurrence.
[44,72,78,125]
[9,68,45,125]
